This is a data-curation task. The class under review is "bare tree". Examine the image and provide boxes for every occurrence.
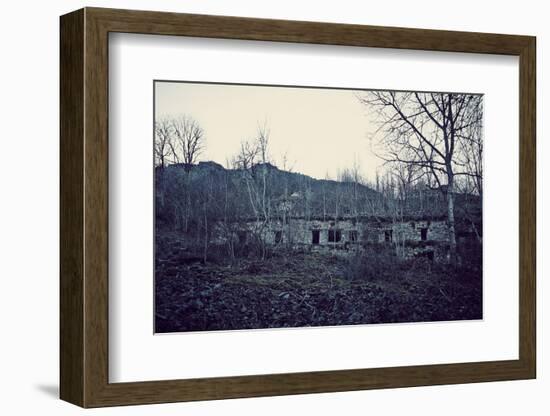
[322,171,331,221]
[455,97,484,198]
[171,115,205,170]
[257,123,271,227]
[157,115,206,232]
[391,162,426,216]
[231,123,273,259]
[358,91,483,264]
[200,175,214,263]
[154,117,176,210]
[340,157,365,221]
[154,118,176,168]
[279,151,296,247]
[454,98,484,243]
[232,138,261,217]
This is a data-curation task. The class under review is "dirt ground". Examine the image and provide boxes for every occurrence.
[155,248,482,333]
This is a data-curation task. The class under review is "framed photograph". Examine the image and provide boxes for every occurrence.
[60,7,536,407]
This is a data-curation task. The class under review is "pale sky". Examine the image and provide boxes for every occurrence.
[154,81,383,181]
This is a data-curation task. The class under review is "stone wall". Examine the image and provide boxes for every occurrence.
[210,216,481,263]
[246,218,450,247]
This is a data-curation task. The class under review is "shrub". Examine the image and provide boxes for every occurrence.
[344,245,400,282]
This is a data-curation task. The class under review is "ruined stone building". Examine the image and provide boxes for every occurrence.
[157,161,481,263]
[229,214,479,262]
[212,196,479,265]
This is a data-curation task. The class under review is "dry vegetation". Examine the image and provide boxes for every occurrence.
[155,232,482,332]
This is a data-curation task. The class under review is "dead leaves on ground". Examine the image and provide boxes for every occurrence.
[155,252,482,333]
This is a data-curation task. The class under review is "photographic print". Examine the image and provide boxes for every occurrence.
[154,81,483,333]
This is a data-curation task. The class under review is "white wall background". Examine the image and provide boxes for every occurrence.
[0,0,545,414]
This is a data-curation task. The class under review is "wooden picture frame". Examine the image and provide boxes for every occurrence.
[60,7,536,408]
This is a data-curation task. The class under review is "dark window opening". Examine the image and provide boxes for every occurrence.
[328,229,342,243]
[416,250,434,261]
[384,230,393,242]
[410,221,416,229]
[311,230,320,245]
[274,231,283,244]
[420,228,428,241]
[349,230,358,242]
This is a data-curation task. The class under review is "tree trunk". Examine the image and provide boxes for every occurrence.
[203,210,208,263]
[446,178,458,265]
[157,166,165,210]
